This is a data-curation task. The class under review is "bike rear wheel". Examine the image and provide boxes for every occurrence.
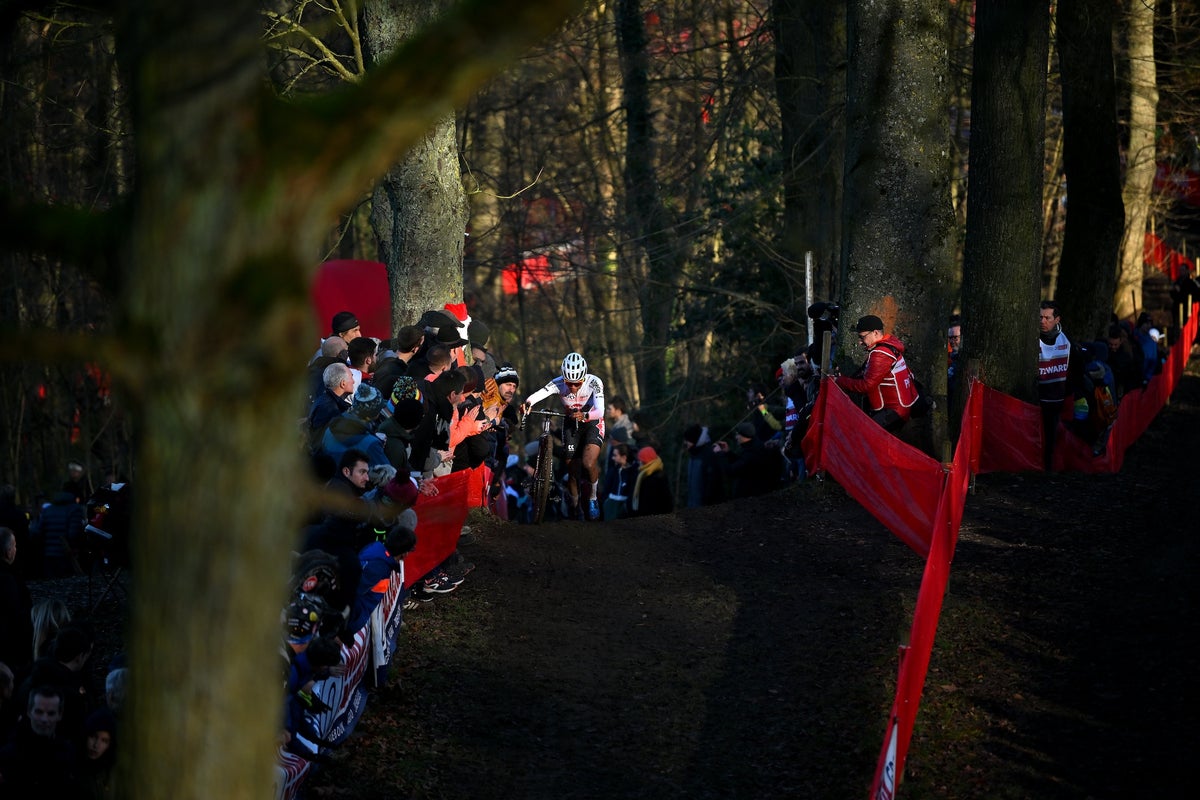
[532,438,554,524]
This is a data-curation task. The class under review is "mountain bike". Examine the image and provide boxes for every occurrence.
[521,408,566,524]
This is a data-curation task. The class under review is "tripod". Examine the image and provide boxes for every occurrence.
[84,525,129,614]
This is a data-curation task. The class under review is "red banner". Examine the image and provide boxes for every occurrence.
[870,381,980,797]
[501,254,562,295]
[403,465,492,587]
[801,380,946,557]
[976,384,1043,474]
[311,260,392,340]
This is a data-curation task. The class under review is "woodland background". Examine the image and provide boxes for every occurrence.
[0,0,1197,797]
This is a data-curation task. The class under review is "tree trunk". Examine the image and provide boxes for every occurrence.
[79,0,583,795]
[363,0,469,329]
[843,0,958,455]
[1114,0,1157,321]
[773,0,844,315]
[616,0,681,414]
[1055,0,1125,342]
[122,4,318,796]
[960,0,1050,403]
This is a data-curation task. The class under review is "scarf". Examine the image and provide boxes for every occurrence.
[632,456,663,511]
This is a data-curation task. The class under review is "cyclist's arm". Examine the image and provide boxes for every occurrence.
[584,376,605,423]
[523,381,559,409]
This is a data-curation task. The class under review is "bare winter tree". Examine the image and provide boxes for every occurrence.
[772,0,845,308]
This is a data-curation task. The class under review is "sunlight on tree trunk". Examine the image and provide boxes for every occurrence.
[843,0,957,454]
[1115,0,1158,320]
[363,0,468,328]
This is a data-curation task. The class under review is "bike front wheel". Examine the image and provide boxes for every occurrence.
[532,440,554,524]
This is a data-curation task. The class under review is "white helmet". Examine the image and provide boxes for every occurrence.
[561,352,587,382]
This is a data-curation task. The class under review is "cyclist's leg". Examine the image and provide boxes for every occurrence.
[562,424,581,514]
[579,424,604,519]
[581,442,601,486]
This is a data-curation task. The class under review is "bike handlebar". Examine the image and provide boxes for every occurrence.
[520,407,567,431]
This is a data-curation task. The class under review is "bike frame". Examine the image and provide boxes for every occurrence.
[521,408,566,524]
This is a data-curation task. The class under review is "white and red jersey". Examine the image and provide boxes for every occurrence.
[525,374,607,436]
[1037,330,1071,403]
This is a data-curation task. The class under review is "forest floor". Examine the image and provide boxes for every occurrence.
[33,354,1198,800]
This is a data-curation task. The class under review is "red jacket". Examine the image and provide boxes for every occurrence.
[836,335,920,416]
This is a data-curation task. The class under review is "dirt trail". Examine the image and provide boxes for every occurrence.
[289,359,1200,798]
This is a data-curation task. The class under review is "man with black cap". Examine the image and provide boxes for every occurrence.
[835,314,920,433]
[309,310,362,366]
[330,311,361,344]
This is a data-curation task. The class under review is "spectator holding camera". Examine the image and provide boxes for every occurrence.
[745,383,784,442]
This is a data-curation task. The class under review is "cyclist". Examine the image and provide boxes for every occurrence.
[520,352,606,520]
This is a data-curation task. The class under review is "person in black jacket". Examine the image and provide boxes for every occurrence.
[0,528,33,675]
[631,447,674,516]
[29,492,84,578]
[715,423,781,498]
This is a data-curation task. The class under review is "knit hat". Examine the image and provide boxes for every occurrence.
[84,706,117,738]
[735,422,756,439]
[382,476,419,507]
[393,397,425,430]
[468,319,491,350]
[350,383,386,419]
[390,376,422,405]
[854,314,884,333]
[331,311,359,335]
[494,363,519,386]
[637,446,658,465]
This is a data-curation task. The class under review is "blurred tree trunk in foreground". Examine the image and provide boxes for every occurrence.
[2,0,581,796]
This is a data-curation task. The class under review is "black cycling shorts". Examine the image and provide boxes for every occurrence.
[562,419,604,457]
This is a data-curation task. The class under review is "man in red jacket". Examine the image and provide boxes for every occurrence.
[835,315,920,433]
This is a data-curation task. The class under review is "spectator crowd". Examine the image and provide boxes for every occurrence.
[0,278,1192,793]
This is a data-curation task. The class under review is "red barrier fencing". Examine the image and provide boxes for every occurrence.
[402,464,491,587]
[800,303,1197,799]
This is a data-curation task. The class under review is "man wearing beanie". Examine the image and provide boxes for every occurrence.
[834,314,919,433]
[319,384,389,467]
[330,311,361,343]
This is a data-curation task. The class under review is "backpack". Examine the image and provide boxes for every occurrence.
[1093,384,1118,426]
